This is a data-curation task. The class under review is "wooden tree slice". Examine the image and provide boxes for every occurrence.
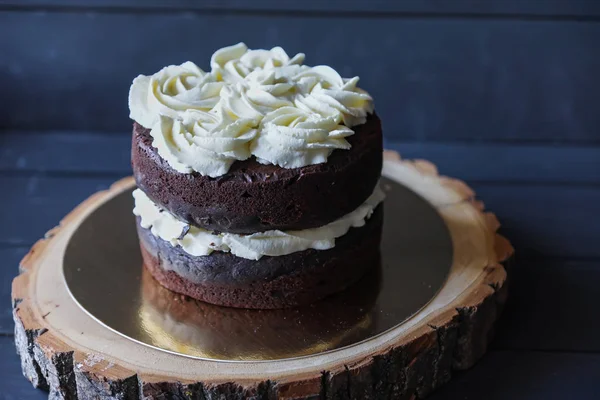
[12,151,513,399]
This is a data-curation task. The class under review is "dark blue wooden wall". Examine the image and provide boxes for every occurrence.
[2,2,600,398]
[2,0,600,142]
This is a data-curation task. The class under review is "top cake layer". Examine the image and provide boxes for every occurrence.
[129,43,382,234]
[128,43,375,177]
[132,114,382,234]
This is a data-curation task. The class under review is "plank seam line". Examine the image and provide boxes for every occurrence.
[2,4,600,22]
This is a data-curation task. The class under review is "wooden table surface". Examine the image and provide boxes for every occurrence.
[2,131,599,399]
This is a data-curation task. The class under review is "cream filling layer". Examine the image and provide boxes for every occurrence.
[133,185,385,260]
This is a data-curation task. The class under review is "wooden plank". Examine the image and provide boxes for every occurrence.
[0,247,28,334]
[0,176,116,246]
[1,175,599,257]
[389,142,600,184]
[493,258,600,352]
[431,350,600,399]
[1,12,599,143]
[2,0,600,17]
[473,184,600,258]
[0,132,131,174]
[3,133,600,184]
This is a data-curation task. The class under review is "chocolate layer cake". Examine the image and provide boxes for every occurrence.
[128,42,384,309]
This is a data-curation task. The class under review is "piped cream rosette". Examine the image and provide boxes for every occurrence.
[251,106,354,168]
[150,107,258,177]
[129,61,224,129]
[210,42,306,83]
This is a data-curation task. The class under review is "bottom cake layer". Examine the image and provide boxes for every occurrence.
[137,205,383,309]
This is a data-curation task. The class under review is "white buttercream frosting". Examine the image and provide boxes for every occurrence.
[133,185,385,260]
[129,43,374,176]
